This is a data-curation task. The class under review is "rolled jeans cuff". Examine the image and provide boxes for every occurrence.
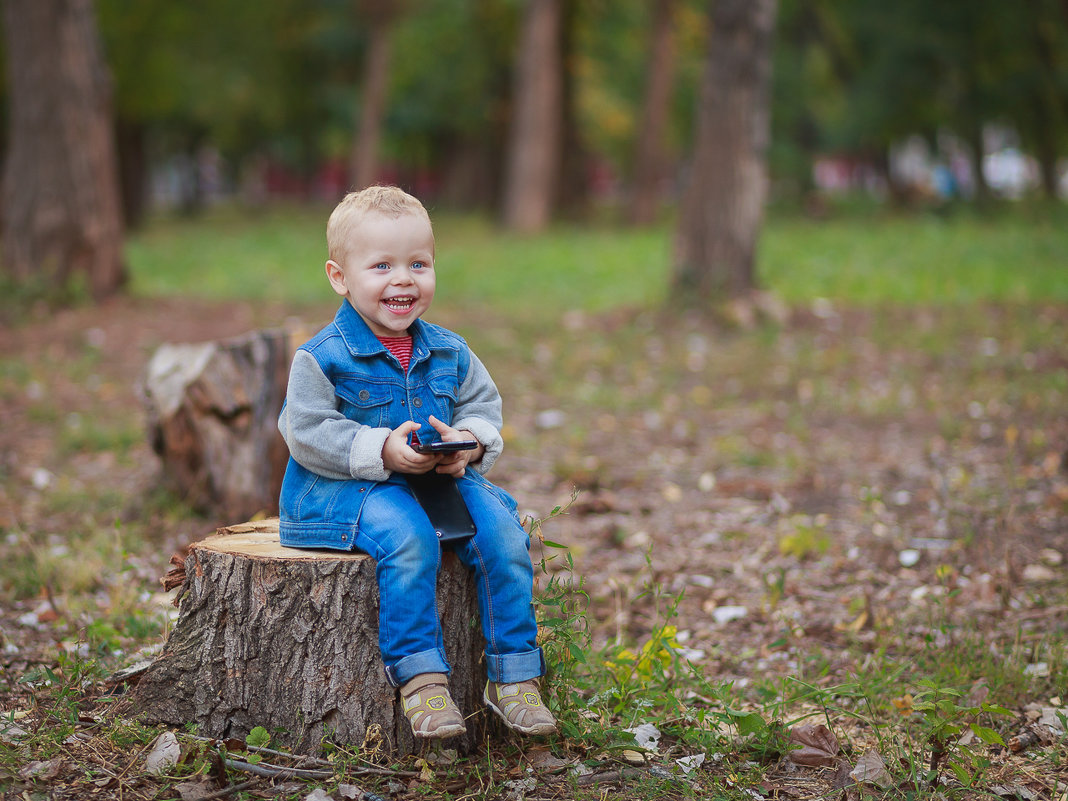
[485,647,545,684]
[384,648,450,688]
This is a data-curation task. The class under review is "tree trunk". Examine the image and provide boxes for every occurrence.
[672,0,776,302]
[628,0,677,226]
[1025,0,1067,200]
[350,2,398,191]
[0,0,126,300]
[143,328,297,521]
[132,519,488,756]
[116,117,148,230]
[554,0,591,221]
[502,0,563,232]
[964,122,991,203]
[439,135,501,210]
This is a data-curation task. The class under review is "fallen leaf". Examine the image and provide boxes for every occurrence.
[19,758,64,781]
[898,549,921,567]
[424,748,457,765]
[675,753,706,774]
[304,789,334,801]
[526,748,569,771]
[621,749,646,764]
[891,694,914,714]
[1039,548,1063,566]
[1022,564,1056,581]
[712,605,748,625]
[174,779,215,801]
[624,722,661,750]
[967,678,990,706]
[850,749,892,788]
[1038,707,1066,736]
[787,722,839,767]
[144,731,181,776]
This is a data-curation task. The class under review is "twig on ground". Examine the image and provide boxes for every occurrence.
[184,732,334,768]
[191,778,258,800]
[575,767,645,787]
[223,758,334,780]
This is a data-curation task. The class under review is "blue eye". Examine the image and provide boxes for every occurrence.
[411,261,426,271]
[374,263,389,270]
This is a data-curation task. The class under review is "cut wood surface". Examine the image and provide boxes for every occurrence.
[133,518,488,756]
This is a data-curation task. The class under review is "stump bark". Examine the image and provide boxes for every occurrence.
[132,519,488,756]
[143,329,296,520]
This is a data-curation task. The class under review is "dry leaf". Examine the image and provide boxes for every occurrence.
[174,779,215,801]
[144,731,181,775]
[526,748,570,771]
[19,758,64,781]
[787,722,839,767]
[850,749,892,788]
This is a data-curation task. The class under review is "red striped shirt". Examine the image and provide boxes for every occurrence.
[378,335,413,372]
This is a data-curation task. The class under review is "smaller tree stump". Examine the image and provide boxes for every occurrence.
[142,329,298,520]
[132,519,488,756]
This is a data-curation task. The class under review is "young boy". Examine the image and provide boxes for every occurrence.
[277,185,556,739]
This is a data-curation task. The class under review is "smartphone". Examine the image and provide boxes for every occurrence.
[412,440,479,454]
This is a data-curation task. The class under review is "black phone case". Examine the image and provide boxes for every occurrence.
[413,440,478,454]
[405,472,477,544]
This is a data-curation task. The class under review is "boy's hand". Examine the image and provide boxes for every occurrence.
[382,421,439,474]
[428,415,485,478]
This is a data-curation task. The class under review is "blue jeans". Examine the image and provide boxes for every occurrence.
[354,476,544,687]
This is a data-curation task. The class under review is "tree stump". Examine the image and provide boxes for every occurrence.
[132,519,488,756]
[143,329,297,520]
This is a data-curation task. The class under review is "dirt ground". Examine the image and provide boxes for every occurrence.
[1,295,1066,799]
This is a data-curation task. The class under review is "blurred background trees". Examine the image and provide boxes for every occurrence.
[0,0,1066,303]
[1,0,126,299]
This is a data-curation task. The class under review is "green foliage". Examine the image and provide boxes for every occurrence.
[245,725,271,749]
[3,654,106,762]
[903,681,1014,789]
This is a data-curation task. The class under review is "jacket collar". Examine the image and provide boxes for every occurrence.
[333,301,452,358]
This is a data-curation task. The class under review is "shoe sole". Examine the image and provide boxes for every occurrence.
[483,689,557,736]
[412,722,467,739]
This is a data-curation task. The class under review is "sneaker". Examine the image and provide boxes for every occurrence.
[400,673,467,739]
[483,680,557,735]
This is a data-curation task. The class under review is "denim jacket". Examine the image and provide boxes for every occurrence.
[278,301,512,550]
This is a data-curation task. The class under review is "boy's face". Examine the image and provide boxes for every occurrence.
[326,211,436,337]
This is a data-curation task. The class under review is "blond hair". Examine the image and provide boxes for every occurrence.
[326,185,432,263]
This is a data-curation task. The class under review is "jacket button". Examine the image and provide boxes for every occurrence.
[413,397,423,408]
[358,390,370,401]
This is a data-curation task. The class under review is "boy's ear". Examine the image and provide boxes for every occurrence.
[325,260,347,297]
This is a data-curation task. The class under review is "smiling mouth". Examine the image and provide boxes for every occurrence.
[383,296,416,312]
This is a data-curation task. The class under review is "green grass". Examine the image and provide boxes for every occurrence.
[124,202,1068,310]
[761,206,1068,304]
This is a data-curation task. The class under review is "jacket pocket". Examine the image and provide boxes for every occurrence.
[426,375,460,423]
[335,380,393,427]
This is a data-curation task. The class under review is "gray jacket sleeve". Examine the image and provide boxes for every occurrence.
[452,349,505,475]
[278,349,392,481]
